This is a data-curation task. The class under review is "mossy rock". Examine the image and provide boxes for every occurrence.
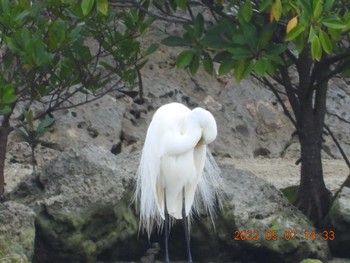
[33,189,139,263]
[0,202,36,263]
[281,185,299,204]
[300,259,322,263]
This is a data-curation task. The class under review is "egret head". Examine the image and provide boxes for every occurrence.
[192,107,217,145]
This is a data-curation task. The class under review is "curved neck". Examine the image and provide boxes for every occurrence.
[161,113,202,156]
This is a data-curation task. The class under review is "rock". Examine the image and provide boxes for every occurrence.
[7,148,332,262]
[217,163,330,263]
[216,78,295,158]
[324,80,350,159]
[0,201,36,262]
[43,93,125,153]
[326,186,350,257]
[9,145,142,263]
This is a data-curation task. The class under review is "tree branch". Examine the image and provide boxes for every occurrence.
[324,124,350,169]
[253,74,297,128]
[279,65,301,119]
[324,46,350,66]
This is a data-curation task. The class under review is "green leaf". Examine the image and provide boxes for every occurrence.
[313,0,323,19]
[231,34,247,45]
[81,0,95,16]
[1,0,9,13]
[259,0,272,12]
[242,23,258,49]
[201,35,231,49]
[319,30,332,54]
[328,27,341,41]
[299,0,312,18]
[308,26,317,43]
[295,31,306,53]
[194,13,204,38]
[218,57,234,75]
[183,24,196,41]
[265,44,287,55]
[0,105,11,115]
[176,50,193,68]
[271,0,282,22]
[265,54,284,65]
[96,0,108,15]
[254,59,267,76]
[189,53,200,75]
[258,23,275,49]
[324,0,334,12]
[174,0,187,10]
[24,111,35,132]
[203,52,213,75]
[19,0,31,10]
[14,128,29,141]
[285,24,305,41]
[144,43,159,56]
[1,84,17,104]
[311,36,322,61]
[99,61,115,71]
[37,117,55,135]
[241,1,253,23]
[234,60,245,82]
[162,36,192,47]
[322,20,347,29]
[227,47,252,60]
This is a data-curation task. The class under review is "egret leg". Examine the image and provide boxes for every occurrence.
[182,188,193,263]
[164,189,170,263]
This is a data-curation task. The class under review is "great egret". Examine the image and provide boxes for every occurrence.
[135,102,222,263]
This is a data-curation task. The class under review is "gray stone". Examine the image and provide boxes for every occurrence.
[10,145,139,263]
[8,148,332,262]
[218,163,330,262]
[327,186,350,257]
[0,201,36,262]
[42,93,125,152]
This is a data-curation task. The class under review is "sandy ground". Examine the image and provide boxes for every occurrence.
[221,158,349,193]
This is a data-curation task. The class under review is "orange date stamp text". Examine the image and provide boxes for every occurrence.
[233,229,335,241]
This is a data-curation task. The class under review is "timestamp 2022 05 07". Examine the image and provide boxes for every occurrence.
[233,229,335,241]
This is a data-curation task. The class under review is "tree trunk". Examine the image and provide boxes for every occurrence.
[295,86,331,228]
[0,124,11,196]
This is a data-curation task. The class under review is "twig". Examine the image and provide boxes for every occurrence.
[324,124,350,169]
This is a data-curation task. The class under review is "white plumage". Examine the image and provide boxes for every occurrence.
[135,102,222,238]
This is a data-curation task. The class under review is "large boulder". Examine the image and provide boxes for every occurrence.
[9,145,141,263]
[0,201,36,262]
[326,186,350,257]
[216,163,331,263]
[8,147,333,262]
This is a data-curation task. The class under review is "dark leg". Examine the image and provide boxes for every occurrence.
[164,189,170,263]
[182,188,193,263]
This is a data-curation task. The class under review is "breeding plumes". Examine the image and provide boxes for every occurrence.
[135,102,222,262]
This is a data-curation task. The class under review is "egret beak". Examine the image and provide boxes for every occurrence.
[195,137,204,148]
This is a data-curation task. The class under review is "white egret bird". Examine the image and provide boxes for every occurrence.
[135,102,222,263]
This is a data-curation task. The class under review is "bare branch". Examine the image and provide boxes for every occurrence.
[327,111,350,125]
[279,65,301,118]
[253,74,298,128]
[324,124,350,169]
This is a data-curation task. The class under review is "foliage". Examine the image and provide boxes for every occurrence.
[15,111,54,171]
[0,81,16,114]
[0,0,155,118]
[159,0,350,81]
[0,0,155,194]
